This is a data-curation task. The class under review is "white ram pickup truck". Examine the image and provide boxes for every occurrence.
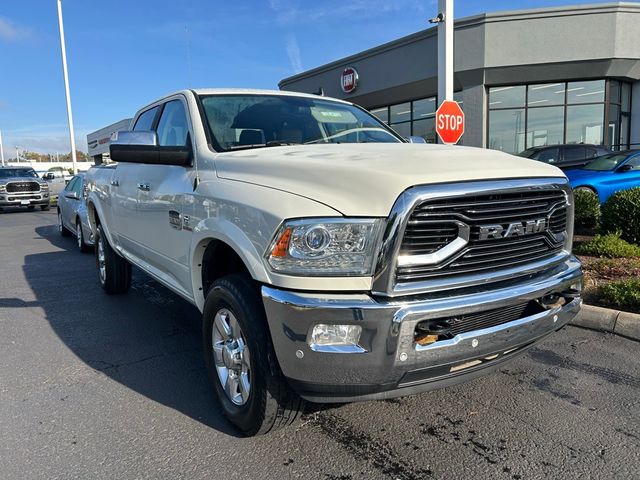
[85,89,583,436]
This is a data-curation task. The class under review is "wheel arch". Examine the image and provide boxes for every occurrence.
[190,233,269,312]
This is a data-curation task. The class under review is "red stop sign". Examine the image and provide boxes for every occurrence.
[435,100,465,144]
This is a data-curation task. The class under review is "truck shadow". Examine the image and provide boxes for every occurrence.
[25,225,242,437]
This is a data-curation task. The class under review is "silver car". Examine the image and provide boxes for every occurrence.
[57,174,93,252]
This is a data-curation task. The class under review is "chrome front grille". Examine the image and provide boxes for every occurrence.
[6,181,40,193]
[372,180,573,297]
[397,234,563,281]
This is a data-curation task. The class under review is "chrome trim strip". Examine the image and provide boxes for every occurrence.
[371,178,574,297]
[397,220,469,267]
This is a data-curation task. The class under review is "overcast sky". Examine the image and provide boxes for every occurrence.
[0,0,611,156]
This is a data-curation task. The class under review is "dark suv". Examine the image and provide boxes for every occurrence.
[0,166,50,211]
[518,144,610,170]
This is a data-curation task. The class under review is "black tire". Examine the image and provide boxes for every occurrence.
[27,205,35,211]
[58,210,71,237]
[203,274,304,436]
[41,204,50,211]
[575,186,597,195]
[76,219,91,253]
[95,224,131,294]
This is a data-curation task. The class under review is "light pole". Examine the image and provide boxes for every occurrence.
[0,130,5,166]
[56,0,77,174]
[430,0,454,144]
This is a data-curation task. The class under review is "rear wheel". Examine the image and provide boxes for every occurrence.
[76,219,90,253]
[58,210,71,237]
[203,274,304,436]
[95,224,131,294]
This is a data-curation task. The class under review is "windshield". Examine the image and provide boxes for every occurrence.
[584,154,629,171]
[0,168,38,179]
[199,94,402,151]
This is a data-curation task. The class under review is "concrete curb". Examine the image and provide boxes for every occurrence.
[570,304,640,341]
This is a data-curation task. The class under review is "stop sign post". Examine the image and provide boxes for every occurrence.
[435,100,465,145]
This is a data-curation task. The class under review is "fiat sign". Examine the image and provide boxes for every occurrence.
[435,100,465,144]
[340,66,359,94]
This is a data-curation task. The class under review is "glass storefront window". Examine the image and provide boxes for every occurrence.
[390,102,411,123]
[608,104,621,150]
[620,113,630,151]
[489,86,525,109]
[609,80,621,104]
[528,83,564,106]
[566,80,605,104]
[488,109,525,154]
[390,122,411,138]
[413,98,436,120]
[621,83,631,112]
[489,79,629,151]
[566,104,604,144]
[413,118,436,143]
[526,106,564,147]
[370,106,389,124]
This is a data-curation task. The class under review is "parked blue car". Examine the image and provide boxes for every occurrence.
[565,150,640,203]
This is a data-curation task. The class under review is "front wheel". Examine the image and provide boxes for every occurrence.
[203,274,304,436]
[95,224,131,294]
[41,204,50,211]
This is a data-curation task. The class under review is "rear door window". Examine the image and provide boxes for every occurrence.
[562,146,586,163]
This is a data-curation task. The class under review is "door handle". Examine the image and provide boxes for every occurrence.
[110,180,119,187]
[137,183,150,191]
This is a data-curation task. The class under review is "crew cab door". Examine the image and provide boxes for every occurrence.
[128,98,196,297]
[111,105,161,262]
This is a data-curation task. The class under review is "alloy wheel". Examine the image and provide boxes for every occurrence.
[211,308,251,406]
[97,235,106,284]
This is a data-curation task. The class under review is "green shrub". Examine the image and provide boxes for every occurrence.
[575,233,640,258]
[600,279,640,313]
[573,189,600,229]
[600,187,640,244]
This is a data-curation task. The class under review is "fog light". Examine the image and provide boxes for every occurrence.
[309,324,363,353]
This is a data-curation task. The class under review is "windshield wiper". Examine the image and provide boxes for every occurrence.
[226,141,301,151]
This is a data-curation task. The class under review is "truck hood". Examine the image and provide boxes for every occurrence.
[214,143,566,216]
[1,176,45,184]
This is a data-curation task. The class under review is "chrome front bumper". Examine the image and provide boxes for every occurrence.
[0,191,49,207]
[262,257,583,403]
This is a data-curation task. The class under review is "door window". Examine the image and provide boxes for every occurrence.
[156,100,190,147]
[133,106,160,131]
[73,177,84,195]
[533,147,560,164]
[64,177,78,192]
[625,156,640,169]
[562,146,586,163]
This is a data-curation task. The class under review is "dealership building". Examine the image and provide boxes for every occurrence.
[279,2,639,154]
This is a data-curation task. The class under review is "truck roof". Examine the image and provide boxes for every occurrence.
[190,88,350,104]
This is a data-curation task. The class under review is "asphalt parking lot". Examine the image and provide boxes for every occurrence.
[1,208,639,480]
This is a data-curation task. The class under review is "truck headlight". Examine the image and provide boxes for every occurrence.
[266,218,384,276]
